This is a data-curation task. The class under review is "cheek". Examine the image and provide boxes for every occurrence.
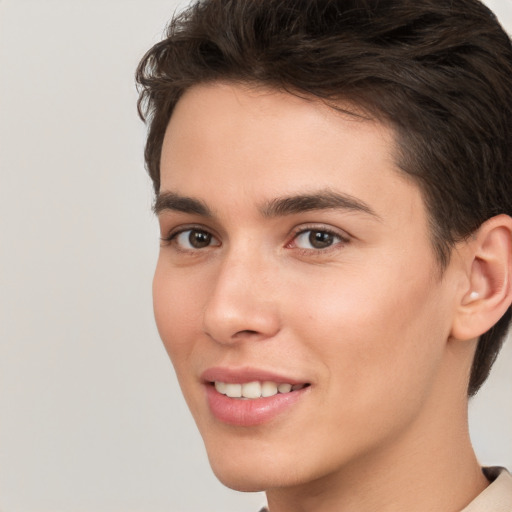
[152,261,213,426]
[152,260,203,365]
[287,264,449,415]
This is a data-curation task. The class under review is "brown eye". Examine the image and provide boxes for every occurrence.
[309,231,335,248]
[189,230,212,248]
[174,229,219,249]
[294,229,344,250]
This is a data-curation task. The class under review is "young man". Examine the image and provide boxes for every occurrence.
[137,1,512,510]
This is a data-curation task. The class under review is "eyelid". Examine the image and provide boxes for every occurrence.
[160,222,350,253]
[286,224,351,251]
[160,224,221,249]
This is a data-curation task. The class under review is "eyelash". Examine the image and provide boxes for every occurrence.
[287,225,349,254]
[160,225,219,252]
[160,224,350,254]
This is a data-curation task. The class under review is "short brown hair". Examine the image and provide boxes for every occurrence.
[136,0,512,395]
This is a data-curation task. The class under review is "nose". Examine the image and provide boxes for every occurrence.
[202,250,281,345]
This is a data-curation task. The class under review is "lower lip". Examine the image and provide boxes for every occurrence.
[205,385,308,426]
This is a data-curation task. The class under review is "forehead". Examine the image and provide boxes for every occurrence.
[159,82,425,228]
[166,82,390,149]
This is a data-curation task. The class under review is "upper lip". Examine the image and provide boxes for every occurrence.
[201,366,308,385]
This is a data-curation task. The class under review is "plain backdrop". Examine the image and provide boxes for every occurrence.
[0,0,511,511]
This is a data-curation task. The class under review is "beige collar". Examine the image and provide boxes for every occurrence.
[460,467,512,512]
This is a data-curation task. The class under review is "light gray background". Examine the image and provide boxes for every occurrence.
[0,1,511,511]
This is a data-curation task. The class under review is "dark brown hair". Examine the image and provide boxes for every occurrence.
[136,0,512,395]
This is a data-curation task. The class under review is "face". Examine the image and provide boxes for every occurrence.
[153,82,461,493]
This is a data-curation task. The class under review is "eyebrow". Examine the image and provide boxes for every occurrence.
[260,190,380,219]
[153,191,212,217]
[154,189,380,220]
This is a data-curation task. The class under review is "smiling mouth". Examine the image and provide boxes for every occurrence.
[212,380,310,399]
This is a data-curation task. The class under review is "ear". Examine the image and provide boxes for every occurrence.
[450,214,512,341]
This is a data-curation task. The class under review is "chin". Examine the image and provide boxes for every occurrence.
[213,470,269,493]
[205,446,275,492]
[203,436,317,493]
[210,463,305,493]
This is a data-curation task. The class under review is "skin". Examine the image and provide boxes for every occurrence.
[153,82,489,512]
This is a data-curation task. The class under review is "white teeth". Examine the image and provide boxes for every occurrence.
[261,381,278,397]
[214,380,305,399]
[224,383,242,398]
[242,381,261,399]
[278,383,292,393]
[214,381,227,394]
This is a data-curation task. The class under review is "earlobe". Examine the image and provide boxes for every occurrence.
[451,214,512,341]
